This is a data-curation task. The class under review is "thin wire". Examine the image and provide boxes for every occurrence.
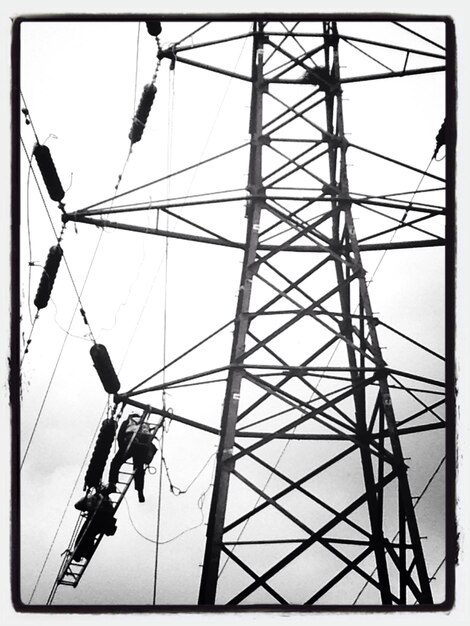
[117,252,167,370]
[184,28,250,197]
[352,455,445,604]
[161,65,175,409]
[218,431,296,579]
[25,150,34,324]
[34,233,164,599]
[129,32,249,400]
[50,298,92,341]
[20,138,58,237]
[152,425,165,604]
[366,155,434,286]
[413,557,446,605]
[20,228,104,471]
[30,31,162,598]
[27,491,76,604]
[216,155,436,576]
[133,23,141,113]
[162,452,216,495]
[20,90,40,142]
[28,405,109,604]
[413,456,445,507]
[19,136,57,361]
[125,490,208,546]
[125,455,216,545]
[20,305,79,470]
[19,313,39,369]
[174,22,210,47]
[80,140,250,213]
[94,186,247,213]
[162,225,170,409]
[20,136,98,344]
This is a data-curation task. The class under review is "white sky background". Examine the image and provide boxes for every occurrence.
[2,1,470,625]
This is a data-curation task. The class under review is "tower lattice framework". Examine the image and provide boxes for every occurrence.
[63,19,447,605]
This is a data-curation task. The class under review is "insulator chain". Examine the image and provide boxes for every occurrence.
[128,24,163,146]
[33,143,66,212]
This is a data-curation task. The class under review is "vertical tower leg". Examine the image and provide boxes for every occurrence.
[199,19,435,606]
[198,21,266,604]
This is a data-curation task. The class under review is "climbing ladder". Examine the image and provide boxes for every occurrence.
[48,414,161,599]
[50,461,138,592]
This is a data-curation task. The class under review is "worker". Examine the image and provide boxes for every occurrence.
[107,413,157,502]
[73,493,116,562]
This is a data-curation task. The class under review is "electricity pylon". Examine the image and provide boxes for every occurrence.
[64,19,448,605]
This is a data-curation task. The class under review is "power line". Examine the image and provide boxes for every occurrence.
[184,28,250,197]
[152,424,165,604]
[162,452,216,496]
[19,136,97,351]
[365,155,434,287]
[28,401,112,604]
[124,452,216,546]
[413,557,446,605]
[25,148,35,324]
[217,429,296,580]
[133,23,141,113]
[20,90,40,143]
[161,64,175,411]
[20,227,104,471]
[34,249,167,598]
[20,312,39,371]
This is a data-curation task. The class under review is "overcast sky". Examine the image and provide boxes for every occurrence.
[7,6,461,619]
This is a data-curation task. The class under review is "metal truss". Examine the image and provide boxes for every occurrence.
[63,19,447,605]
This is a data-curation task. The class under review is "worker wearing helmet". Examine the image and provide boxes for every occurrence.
[107,413,157,502]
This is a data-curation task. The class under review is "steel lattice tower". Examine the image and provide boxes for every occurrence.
[62,19,448,605]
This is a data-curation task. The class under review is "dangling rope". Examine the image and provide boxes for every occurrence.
[124,451,216,545]
[152,422,165,604]
[133,23,141,113]
[160,64,176,410]
[152,65,176,603]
